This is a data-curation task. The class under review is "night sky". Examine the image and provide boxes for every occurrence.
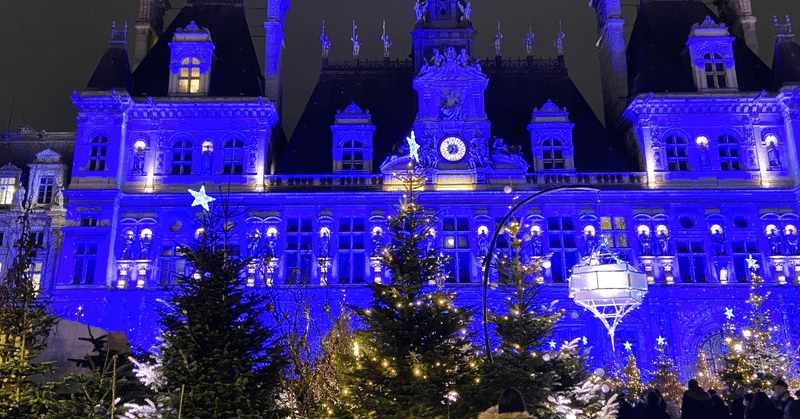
[1,0,799,139]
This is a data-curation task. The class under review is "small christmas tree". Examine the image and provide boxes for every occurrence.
[0,209,57,418]
[617,352,645,402]
[719,256,790,393]
[694,351,723,393]
[131,196,287,419]
[334,168,479,418]
[479,217,589,418]
[648,341,683,404]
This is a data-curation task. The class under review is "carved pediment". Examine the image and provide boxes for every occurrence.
[35,149,62,163]
[416,47,486,81]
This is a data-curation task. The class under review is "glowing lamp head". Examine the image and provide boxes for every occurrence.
[542,259,552,269]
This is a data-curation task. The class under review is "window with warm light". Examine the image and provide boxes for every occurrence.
[178,57,201,94]
[717,135,742,170]
[0,177,14,205]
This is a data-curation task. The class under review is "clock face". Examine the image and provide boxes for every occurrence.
[439,137,467,162]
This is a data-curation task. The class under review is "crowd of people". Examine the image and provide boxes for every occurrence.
[619,379,800,419]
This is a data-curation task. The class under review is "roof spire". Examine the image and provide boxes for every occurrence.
[110,21,128,45]
[775,15,793,38]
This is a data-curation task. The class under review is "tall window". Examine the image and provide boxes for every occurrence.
[677,240,706,282]
[342,140,364,171]
[547,216,578,282]
[0,177,14,205]
[171,139,193,175]
[443,216,471,283]
[600,216,630,259]
[29,232,45,247]
[37,177,54,204]
[703,53,728,88]
[286,218,313,284]
[159,245,188,287]
[72,242,98,285]
[222,139,244,175]
[88,135,108,171]
[542,139,565,169]
[338,217,365,284]
[717,135,742,170]
[178,57,201,94]
[731,240,761,282]
[665,136,689,171]
[28,262,42,293]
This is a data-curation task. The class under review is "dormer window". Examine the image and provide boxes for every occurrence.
[541,139,566,169]
[0,177,14,205]
[169,21,214,96]
[528,100,575,172]
[686,16,738,92]
[342,140,364,171]
[703,53,728,88]
[179,58,202,94]
[37,177,54,204]
[331,102,375,173]
[88,135,108,171]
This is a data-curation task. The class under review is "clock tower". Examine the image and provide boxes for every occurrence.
[411,0,475,71]
[382,47,491,190]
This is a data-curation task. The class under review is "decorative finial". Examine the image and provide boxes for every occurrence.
[110,21,128,44]
[320,21,330,58]
[494,21,503,56]
[458,2,472,22]
[554,19,565,56]
[414,1,424,23]
[775,15,793,36]
[382,20,392,58]
[524,20,535,56]
[351,21,361,58]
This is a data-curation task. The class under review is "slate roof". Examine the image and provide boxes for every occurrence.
[627,1,772,96]
[128,3,264,97]
[277,57,635,174]
[87,42,131,91]
[772,38,800,88]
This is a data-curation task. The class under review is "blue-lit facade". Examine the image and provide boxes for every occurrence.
[1,0,800,377]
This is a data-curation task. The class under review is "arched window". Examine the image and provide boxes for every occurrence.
[88,135,108,171]
[342,140,364,171]
[179,57,201,94]
[171,139,193,175]
[542,139,565,169]
[223,139,244,175]
[664,135,689,171]
[717,135,742,170]
[703,53,728,88]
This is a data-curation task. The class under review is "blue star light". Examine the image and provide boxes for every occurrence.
[406,131,420,163]
[656,336,666,346]
[548,340,556,349]
[189,185,215,211]
[623,341,632,351]
[582,336,588,346]
[746,254,758,270]
[724,307,735,320]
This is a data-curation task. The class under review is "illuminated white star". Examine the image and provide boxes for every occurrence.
[548,340,556,349]
[406,131,420,163]
[582,336,588,346]
[623,341,632,351]
[189,185,215,211]
[656,336,666,346]
[746,254,758,270]
[724,307,735,320]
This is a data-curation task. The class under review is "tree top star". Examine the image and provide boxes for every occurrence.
[406,131,420,163]
[189,185,215,211]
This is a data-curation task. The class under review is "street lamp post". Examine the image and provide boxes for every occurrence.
[480,186,599,363]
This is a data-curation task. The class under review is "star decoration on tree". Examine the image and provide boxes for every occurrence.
[582,336,588,345]
[548,340,556,349]
[725,307,735,320]
[406,131,420,163]
[189,185,215,211]
[656,336,666,346]
[623,341,632,351]
[746,254,759,270]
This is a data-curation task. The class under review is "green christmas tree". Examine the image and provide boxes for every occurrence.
[137,198,287,419]
[617,352,645,402]
[648,341,682,404]
[719,258,790,393]
[694,351,723,394]
[479,217,588,418]
[0,209,58,418]
[334,169,479,419]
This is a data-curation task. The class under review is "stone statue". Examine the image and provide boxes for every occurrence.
[584,231,598,254]
[468,141,490,169]
[786,230,799,255]
[767,227,783,255]
[266,231,278,260]
[524,25,535,56]
[300,253,311,283]
[414,2,423,22]
[13,185,25,209]
[381,21,392,58]
[477,230,489,257]
[638,231,652,256]
[748,149,757,169]
[439,89,463,121]
[156,154,165,173]
[139,233,152,260]
[372,230,383,257]
[431,49,444,66]
[698,144,711,169]
[319,231,331,258]
[554,20,565,55]
[54,183,64,207]
[711,230,726,256]
[768,140,781,168]
[320,21,331,58]
[530,230,543,256]
[423,231,436,255]
[458,2,471,21]
[201,149,212,174]
[494,21,503,56]
[351,21,361,58]
[657,230,670,256]
[458,48,469,66]
[120,231,135,260]
[133,150,145,174]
